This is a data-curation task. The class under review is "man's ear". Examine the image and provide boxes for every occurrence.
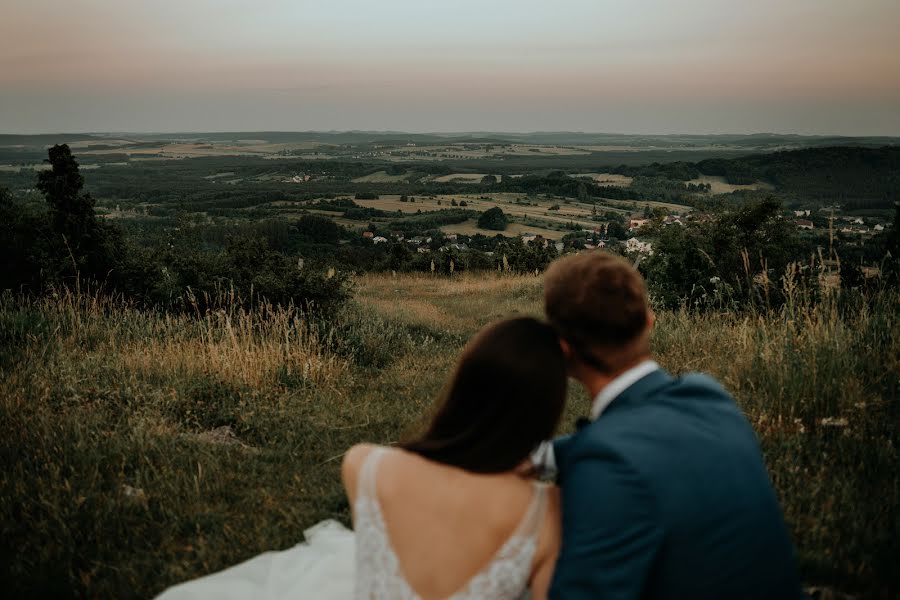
[558,338,581,378]
[646,309,656,331]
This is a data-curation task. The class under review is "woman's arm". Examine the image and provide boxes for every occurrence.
[530,486,561,600]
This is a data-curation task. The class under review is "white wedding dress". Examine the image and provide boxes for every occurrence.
[155,519,356,600]
[156,446,546,600]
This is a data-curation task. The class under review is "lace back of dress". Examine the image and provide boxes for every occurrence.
[353,446,548,600]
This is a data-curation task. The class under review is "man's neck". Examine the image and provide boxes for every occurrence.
[580,355,652,399]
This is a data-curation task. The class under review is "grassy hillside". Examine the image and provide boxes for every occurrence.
[1,274,897,598]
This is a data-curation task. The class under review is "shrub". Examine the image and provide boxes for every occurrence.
[477,207,508,231]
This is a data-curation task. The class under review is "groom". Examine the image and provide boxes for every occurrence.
[538,252,804,599]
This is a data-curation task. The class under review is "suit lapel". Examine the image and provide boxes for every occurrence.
[553,369,675,480]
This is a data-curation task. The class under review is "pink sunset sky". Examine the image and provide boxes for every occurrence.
[2,0,899,134]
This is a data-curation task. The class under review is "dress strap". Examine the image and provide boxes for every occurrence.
[356,446,388,501]
[517,482,550,540]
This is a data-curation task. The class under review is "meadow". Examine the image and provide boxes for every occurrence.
[0,272,897,598]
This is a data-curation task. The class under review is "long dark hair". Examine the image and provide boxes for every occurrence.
[401,317,567,473]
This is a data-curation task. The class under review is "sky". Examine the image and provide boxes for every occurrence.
[2,0,900,135]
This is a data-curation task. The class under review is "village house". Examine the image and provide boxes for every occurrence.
[362,231,374,239]
[629,218,651,230]
[796,219,814,230]
[663,215,684,226]
[794,210,811,217]
[372,236,388,244]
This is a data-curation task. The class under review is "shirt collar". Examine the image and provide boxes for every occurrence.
[590,360,660,420]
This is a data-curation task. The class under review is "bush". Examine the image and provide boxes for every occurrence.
[477,207,508,231]
[294,214,343,245]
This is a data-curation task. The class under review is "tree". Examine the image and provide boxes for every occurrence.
[640,198,808,309]
[387,242,411,271]
[478,207,509,231]
[0,187,54,292]
[607,221,628,240]
[294,214,342,245]
[481,174,498,186]
[577,182,589,201]
[36,144,121,282]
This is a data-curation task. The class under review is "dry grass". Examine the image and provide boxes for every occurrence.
[0,274,896,598]
[429,173,489,183]
[357,193,606,230]
[688,175,775,194]
[577,172,635,186]
[350,171,410,183]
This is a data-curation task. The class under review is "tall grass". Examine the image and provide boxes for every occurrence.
[652,291,898,594]
[0,275,896,598]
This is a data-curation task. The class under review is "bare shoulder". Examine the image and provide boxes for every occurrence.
[341,443,379,501]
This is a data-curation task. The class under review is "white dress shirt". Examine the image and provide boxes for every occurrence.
[530,360,660,476]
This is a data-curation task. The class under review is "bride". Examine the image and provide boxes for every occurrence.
[157,317,567,599]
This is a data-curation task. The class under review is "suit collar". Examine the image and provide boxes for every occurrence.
[590,360,660,419]
[600,367,674,417]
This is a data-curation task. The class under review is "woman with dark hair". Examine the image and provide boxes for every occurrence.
[344,317,566,599]
[156,317,566,600]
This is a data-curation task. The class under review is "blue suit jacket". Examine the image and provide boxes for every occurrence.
[549,369,804,600]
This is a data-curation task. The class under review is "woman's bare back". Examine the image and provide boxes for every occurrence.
[342,444,560,600]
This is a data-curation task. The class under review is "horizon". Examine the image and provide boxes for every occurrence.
[5,129,900,139]
[3,0,900,135]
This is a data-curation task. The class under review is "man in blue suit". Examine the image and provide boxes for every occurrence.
[539,252,804,599]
